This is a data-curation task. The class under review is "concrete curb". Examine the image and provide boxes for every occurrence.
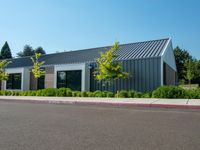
[0,96,200,110]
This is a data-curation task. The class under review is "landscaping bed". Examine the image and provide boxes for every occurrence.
[0,86,200,99]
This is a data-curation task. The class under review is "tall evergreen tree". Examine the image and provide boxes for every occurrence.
[0,41,12,59]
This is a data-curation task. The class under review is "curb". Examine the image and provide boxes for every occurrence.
[0,98,200,110]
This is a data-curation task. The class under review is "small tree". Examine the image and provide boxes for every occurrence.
[95,42,129,90]
[184,59,198,88]
[31,53,45,79]
[0,60,11,81]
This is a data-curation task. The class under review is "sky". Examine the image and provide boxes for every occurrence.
[0,0,200,59]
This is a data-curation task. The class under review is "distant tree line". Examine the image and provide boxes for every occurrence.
[0,41,46,59]
[174,46,200,85]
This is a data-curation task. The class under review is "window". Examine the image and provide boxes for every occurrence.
[37,76,45,89]
[57,71,66,88]
[6,73,22,90]
[57,70,81,91]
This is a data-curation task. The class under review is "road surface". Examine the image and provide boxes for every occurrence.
[0,101,200,150]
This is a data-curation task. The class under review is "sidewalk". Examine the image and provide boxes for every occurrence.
[0,96,200,109]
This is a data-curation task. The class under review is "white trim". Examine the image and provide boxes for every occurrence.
[160,38,171,86]
[161,38,171,56]
[4,68,24,91]
[3,67,30,91]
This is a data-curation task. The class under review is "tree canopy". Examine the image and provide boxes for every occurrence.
[0,60,11,81]
[35,47,46,54]
[17,45,46,57]
[0,41,12,59]
[95,42,129,84]
[174,46,200,84]
[31,53,45,79]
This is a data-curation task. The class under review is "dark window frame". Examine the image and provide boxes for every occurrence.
[57,70,82,91]
[37,76,45,89]
[6,73,22,90]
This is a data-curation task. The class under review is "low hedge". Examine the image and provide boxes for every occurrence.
[152,86,187,98]
[0,86,200,99]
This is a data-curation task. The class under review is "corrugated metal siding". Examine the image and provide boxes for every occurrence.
[6,38,169,68]
[90,57,161,92]
[164,63,176,85]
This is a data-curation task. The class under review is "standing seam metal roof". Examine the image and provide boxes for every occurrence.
[6,38,170,68]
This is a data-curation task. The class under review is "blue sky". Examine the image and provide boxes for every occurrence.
[0,0,200,58]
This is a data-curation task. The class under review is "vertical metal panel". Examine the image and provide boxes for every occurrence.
[134,59,139,91]
[90,57,161,92]
[149,58,154,91]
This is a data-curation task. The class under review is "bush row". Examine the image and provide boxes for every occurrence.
[0,86,200,99]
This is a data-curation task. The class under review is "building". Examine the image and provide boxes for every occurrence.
[1,38,177,92]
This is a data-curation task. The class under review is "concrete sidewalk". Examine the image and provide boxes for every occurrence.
[0,96,200,109]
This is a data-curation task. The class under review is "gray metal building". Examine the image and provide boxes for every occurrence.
[2,38,177,92]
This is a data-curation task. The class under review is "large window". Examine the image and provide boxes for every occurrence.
[57,70,81,91]
[6,73,22,90]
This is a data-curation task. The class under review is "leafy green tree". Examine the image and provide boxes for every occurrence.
[31,53,45,79]
[17,45,35,57]
[95,42,129,85]
[0,60,11,81]
[0,41,12,59]
[184,59,198,87]
[174,46,192,81]
[35,46,46,54]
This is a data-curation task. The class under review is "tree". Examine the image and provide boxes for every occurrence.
[174,46,192,81]
[0,41,12,59]
[17,45,35,57]
[0,60,11,81]
[31,53,45,79]
[95,42,129,85]
[184,59,198,87]
[35,47,46,54]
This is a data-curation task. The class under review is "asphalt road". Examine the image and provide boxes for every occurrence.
[0,101,200,150]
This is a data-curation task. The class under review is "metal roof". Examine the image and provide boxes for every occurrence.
[6,38,170,68]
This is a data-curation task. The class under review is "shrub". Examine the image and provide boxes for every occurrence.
[25,91,36,96]
[117,90,128,98]
[134,92,142,98]
[66,88,72,97]
[72,91,81,97]
[128,90,135,98]
[5,90,12,96]
[86,92,94,97]
[36,90,43,96]
[81,91,88,97]
[141,92,152,98]
[41,88,57,96]
[152,86,186,98]
[93,90,103,97]
[12,91,20,96]
[56,88,66,97]
[186,88,200,99]
[106,91,114,97]
[101,91,108,97]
